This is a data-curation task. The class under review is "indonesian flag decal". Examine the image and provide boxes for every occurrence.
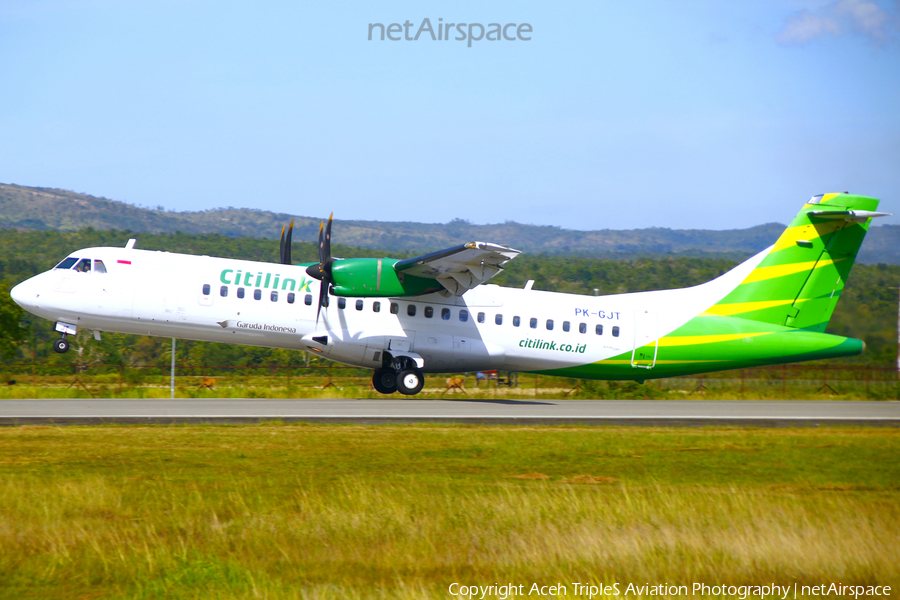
[117,260,132,265]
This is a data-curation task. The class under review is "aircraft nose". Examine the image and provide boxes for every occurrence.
[9,279,35,308]
[10,281,24,306]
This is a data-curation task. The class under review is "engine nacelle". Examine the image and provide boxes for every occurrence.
[329,258,441,297]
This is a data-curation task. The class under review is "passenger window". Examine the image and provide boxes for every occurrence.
[338,298,346,309]
[612,326,620,337]
[220,286,228,297]
[546,319,554,330]
[287,292,295,304]
[237,287,245,299]
[596,324,603,335]
[202,284,211,295]
[55,257,78,270]
[562,321,570,332]
[513,316,521,327]
[391,303,399,314]
[373,301,381,313]
[477,312,485,323]
[271,291,278,302]
[253,289,262,300]
[407,304,416,317]
[304,294,313,306]
[424,306,434,318]
[495,314,503,325]
[356,299,364,311]
[441,308,450,320]
[93,260,107,274]
[459,310,468,322]
[74,258,92,273]
[529,318,538,329]
[579,323,587,334]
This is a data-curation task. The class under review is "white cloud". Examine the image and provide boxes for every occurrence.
[776,10,842,44]
[835,0,893,39]
[775,0,897,45]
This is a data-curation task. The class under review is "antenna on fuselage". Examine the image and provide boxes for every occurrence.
[125,239,137,249]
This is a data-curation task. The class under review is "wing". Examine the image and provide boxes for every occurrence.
[393,241,521,295]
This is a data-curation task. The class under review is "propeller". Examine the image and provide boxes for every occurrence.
[278,220,294,265]
[306,213,334,323]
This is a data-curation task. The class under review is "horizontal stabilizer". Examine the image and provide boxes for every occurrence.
[806,209,891,223]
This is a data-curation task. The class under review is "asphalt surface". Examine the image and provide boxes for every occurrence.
[0,398,898,426]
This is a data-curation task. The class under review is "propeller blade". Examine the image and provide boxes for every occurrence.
[279,225,286,265]
[317,219,325,265]
[315,280,329,325]
[310,214,335,324]
[283,221,293,265]
[323,213,333,262]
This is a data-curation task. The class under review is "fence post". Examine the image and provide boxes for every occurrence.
[170,338,176,399]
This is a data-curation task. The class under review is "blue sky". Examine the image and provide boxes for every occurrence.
[1,0,897,231]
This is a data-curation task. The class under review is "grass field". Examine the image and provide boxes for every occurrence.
[0,424,897,599]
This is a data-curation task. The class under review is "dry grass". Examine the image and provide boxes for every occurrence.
[0,425,897,598]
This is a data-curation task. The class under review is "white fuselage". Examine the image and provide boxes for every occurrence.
[11,246,766,374]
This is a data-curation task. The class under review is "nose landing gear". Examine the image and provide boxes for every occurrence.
[53,322,77,354]
[53,336,69,354]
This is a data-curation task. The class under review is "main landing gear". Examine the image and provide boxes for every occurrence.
[372,360,425,396]
[372,369,397,394]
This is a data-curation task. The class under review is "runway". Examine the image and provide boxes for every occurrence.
[0,398,898,426]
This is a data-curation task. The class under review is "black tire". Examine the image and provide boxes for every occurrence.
[53,338,69,354]
[396,369,424,396]
[372,369,397,394]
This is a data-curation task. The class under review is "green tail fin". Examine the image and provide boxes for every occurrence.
[706,193,884,332]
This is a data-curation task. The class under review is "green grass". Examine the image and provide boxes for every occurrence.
[0,425,897,598]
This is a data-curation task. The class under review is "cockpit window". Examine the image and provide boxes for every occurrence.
[55,257,78,270]
[93,260,107,274]
[74,259,92,273]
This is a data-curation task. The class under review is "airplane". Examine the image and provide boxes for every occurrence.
[9,193,889,395]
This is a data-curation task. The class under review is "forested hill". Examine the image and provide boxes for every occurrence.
[3,183,897,263]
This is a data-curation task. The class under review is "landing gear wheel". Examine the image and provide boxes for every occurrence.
[372,368,397,395]
[53,338,70,354]
[396,369,424,396]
